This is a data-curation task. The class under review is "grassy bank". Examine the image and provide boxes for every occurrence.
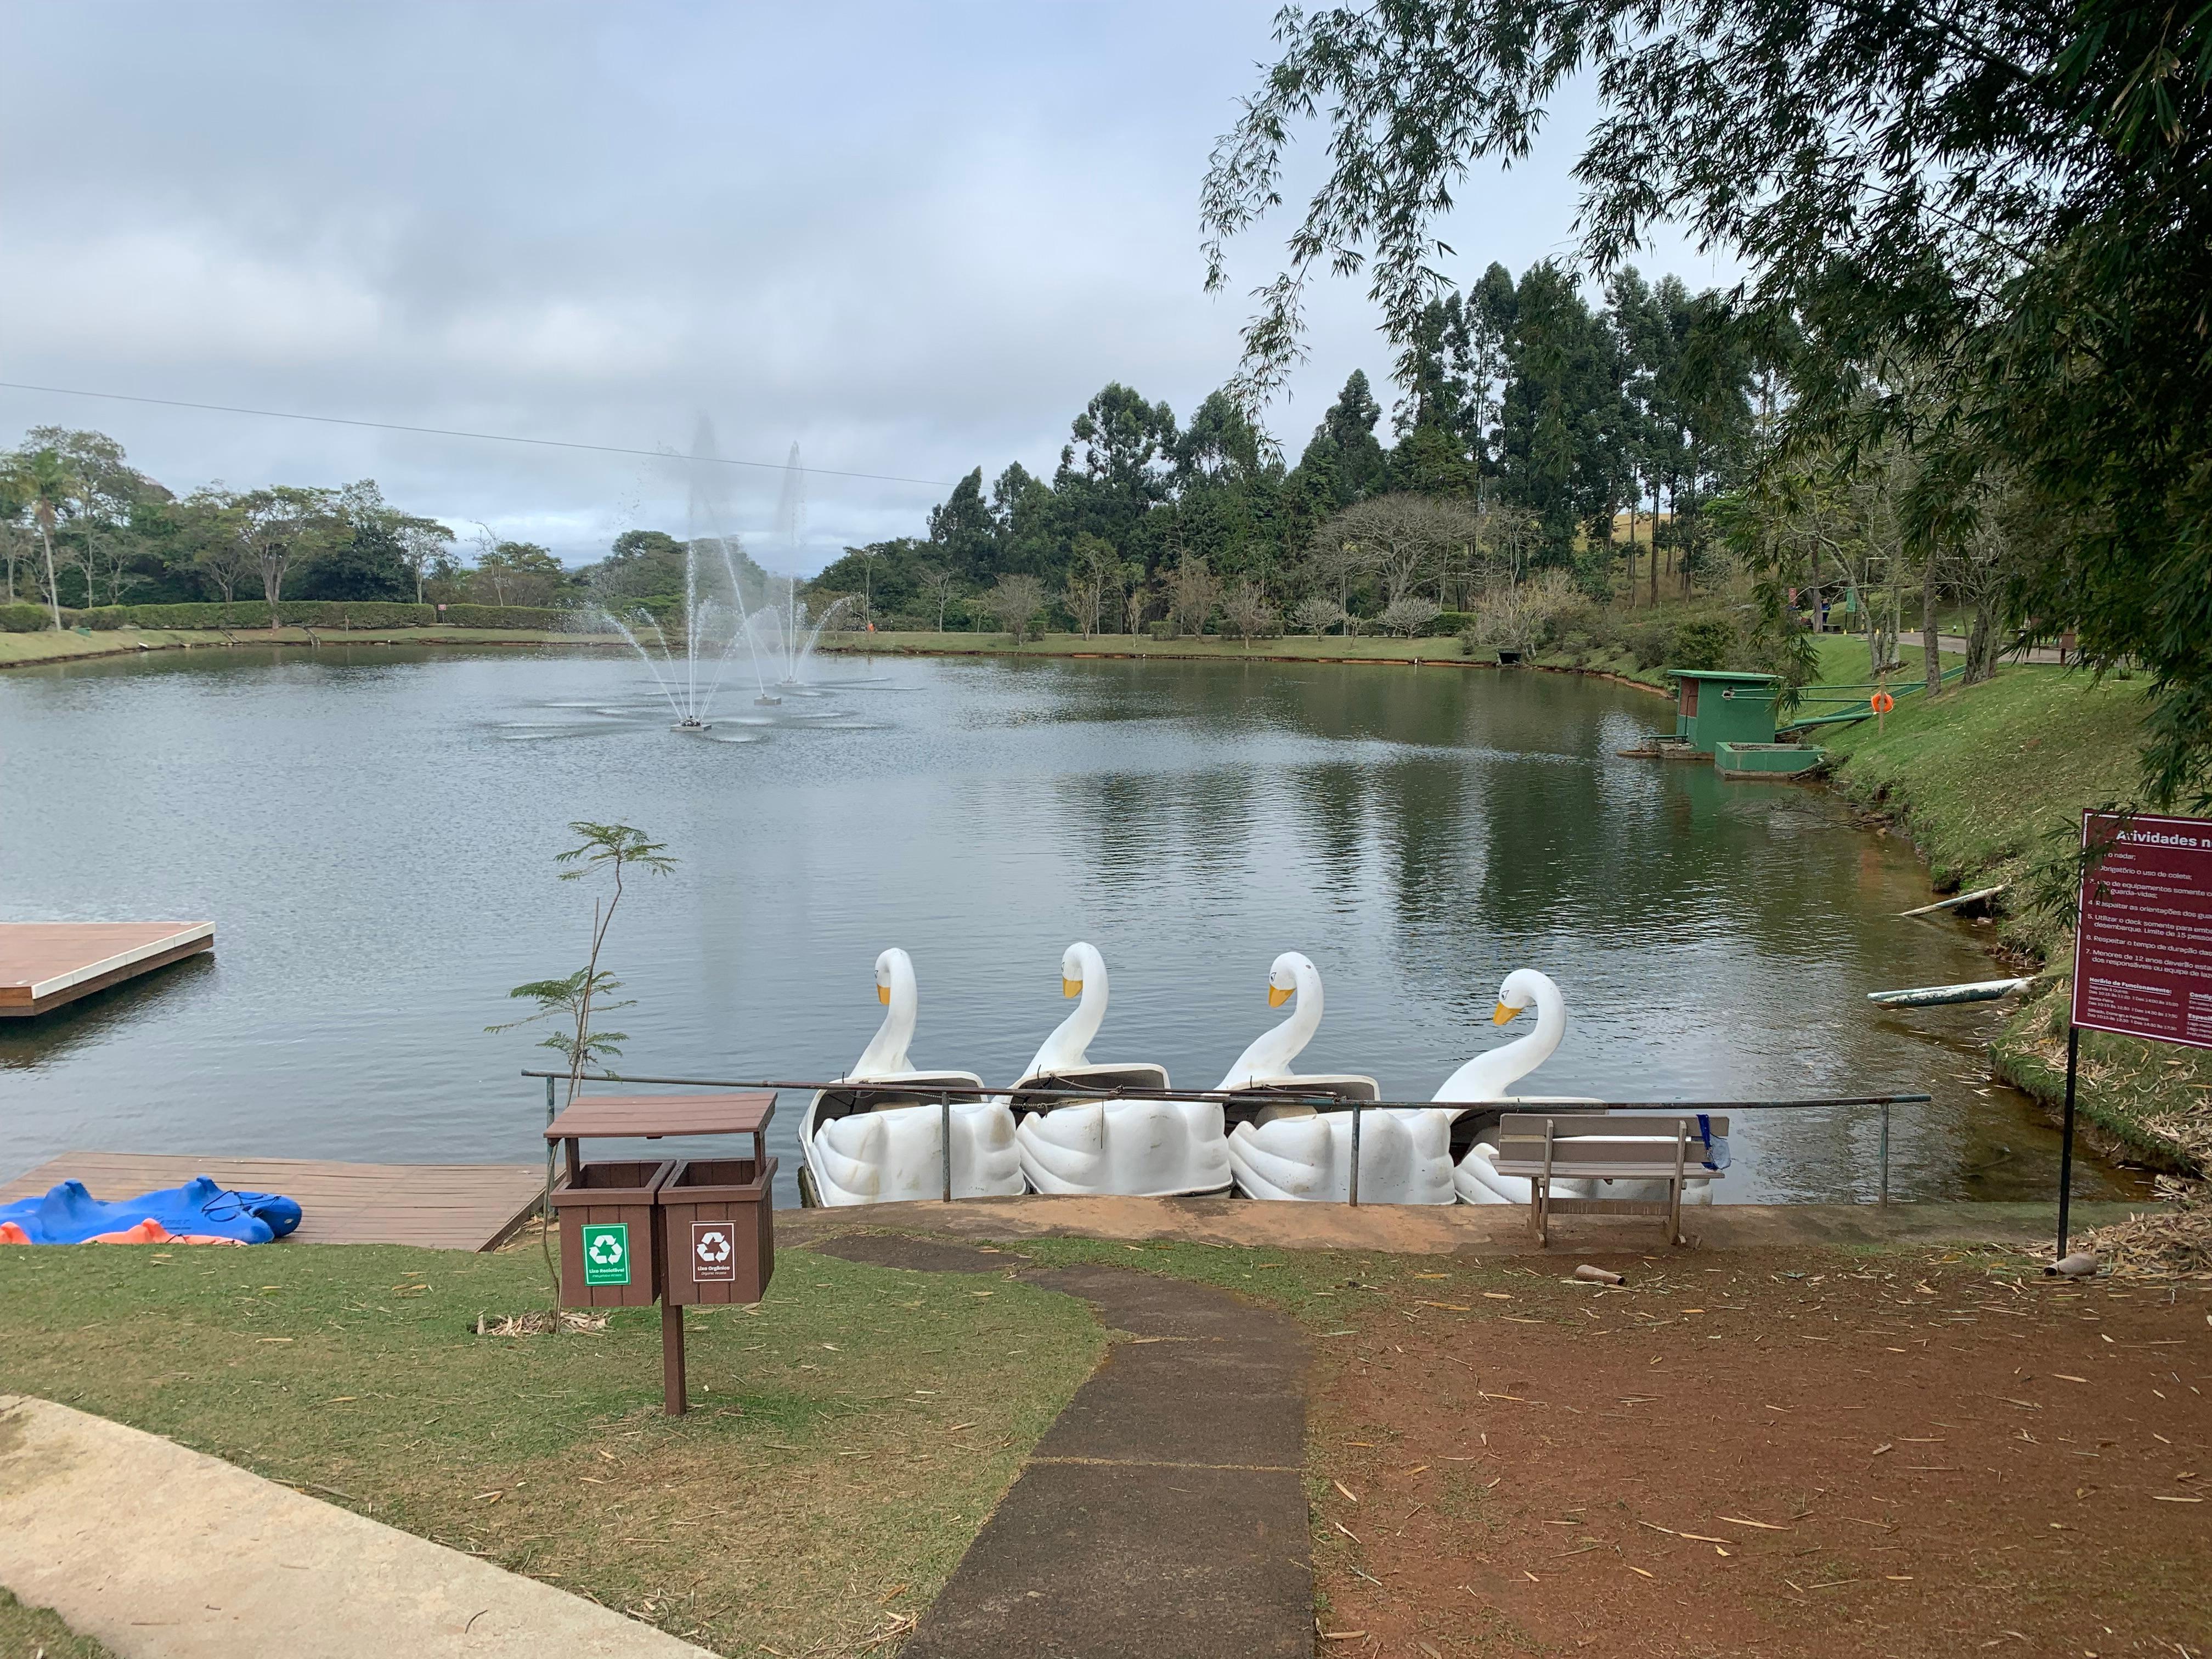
[0,1241,1101,1656]
[1819,665,2211,1175]
[0,627,622,668]
[815,628,1502,666]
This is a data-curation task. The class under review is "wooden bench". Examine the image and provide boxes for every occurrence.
[1493,1113,1728,1246]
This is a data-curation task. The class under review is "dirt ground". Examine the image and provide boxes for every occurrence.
[1308,1246,2211,1658]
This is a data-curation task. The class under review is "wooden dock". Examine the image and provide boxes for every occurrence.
[0,1154,543,1251]
[0,922,215,1016]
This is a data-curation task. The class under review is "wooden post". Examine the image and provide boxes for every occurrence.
[662,1301,687,1417]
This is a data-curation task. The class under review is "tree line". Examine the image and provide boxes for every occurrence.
[1197,0,2212,805]
[811,257,1758,639]
[0,427,716,627]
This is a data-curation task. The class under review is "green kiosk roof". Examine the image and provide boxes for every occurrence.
[1663,669,1782,685]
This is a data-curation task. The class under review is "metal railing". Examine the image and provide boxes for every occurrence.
[526,1069,1930,1209]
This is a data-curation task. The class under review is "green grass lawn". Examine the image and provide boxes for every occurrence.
[815,629,1486,663]
[0,1241,1102,1657]
[1816,664,2210,1173]
[0,627,622,667]
[0,1589,113,1658]
[1806,631,1969,684]
[1820,665,2145,911]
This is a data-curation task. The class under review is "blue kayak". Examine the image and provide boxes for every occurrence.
[0,1177,302,1244]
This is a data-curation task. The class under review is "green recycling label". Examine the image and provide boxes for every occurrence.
[580,1222,631,1287]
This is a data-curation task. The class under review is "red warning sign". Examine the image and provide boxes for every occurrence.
[690,1221,737,1282]
[2072,811,2212,1051]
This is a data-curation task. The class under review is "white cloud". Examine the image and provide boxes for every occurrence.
[0,1,1740,566]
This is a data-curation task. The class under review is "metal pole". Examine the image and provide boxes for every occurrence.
[1348,1105,1362,1206]
[543,1074,557,1215]
[941,1092,953,1203]
[2056,1024,2080,1260]
[1878,1101,1891,1207]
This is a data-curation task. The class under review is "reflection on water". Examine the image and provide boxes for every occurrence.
[1,646,2140,1208]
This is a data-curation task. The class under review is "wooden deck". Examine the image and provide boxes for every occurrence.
[0,1153,544,1251]
[0,922,215,1016]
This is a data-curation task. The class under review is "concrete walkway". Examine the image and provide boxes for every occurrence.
[785,1195,2130,1259]
[814,1235,1314,1659]
[0,1395,710,1659]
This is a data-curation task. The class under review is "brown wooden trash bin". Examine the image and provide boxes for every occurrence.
[658,1156,776,1306]
[551,1159,672,1308]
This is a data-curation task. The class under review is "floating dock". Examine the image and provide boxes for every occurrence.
[0,922,214,1017]
[0,1154,544,1250]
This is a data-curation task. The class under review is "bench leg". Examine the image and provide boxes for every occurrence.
[1666,1175,1684,1247]
[1529,1184,1545,1247]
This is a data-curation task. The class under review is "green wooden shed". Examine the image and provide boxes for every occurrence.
[1666,669,1781,753]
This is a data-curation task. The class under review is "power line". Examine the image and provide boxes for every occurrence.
[0,380,960,490]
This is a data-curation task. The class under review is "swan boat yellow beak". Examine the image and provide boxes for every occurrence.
[1062,977,1082,998]
[1268,984,1294,1008]
[1493,1001,1521,1025]
[877,984,891,1005]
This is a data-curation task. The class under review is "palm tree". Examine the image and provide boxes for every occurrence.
[1,446,79,630]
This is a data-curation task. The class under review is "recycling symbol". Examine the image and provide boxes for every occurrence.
[588,1233,624,1266]
[696,1231,731,1265]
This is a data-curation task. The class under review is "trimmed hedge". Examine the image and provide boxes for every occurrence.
[50,600,584,632]
[0,603,52,633]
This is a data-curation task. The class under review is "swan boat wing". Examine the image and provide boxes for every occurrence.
[1222,1075,1463,1206]
[800,1071,1024,1206]
[1011,1063,1231,1198]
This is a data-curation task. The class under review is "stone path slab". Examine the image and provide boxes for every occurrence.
[812,1234,1315,1659]
[0,1395,710,1659]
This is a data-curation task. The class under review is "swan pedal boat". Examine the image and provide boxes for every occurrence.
[798,949,1023,1207]
[1009,944,1232,1198]
[1220,952,1463,1205]
[1446,971,1712,1207]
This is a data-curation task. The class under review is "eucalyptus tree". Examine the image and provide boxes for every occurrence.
[391,515,455,605]
[236,485,335,628]
[927,468,999,585]
[1201,0,2212,803]
[180,488,256,619]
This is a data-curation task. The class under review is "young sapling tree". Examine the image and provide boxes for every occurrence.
[490,821,676,1299]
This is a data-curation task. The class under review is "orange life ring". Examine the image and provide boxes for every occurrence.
[1870,690,1895,714]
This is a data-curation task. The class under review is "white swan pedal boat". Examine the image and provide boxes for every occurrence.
[1010,943,1231,1198]
[1222,952,1460,1205]
[798,947,1023,1206]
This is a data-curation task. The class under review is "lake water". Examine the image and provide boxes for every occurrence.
[2,645,2136,1208]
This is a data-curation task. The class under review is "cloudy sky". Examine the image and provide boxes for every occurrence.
[1,2,1731,572]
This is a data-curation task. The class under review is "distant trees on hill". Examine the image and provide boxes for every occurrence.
[0,255,1762,644]
[811,258,1759,635]
[0,431,771,626]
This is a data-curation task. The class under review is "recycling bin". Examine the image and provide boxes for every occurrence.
[657,1156,776,1306]
[551,1159,672,1308]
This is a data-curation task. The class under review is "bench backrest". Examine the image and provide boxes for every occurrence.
[1495,1113,1730,1172]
